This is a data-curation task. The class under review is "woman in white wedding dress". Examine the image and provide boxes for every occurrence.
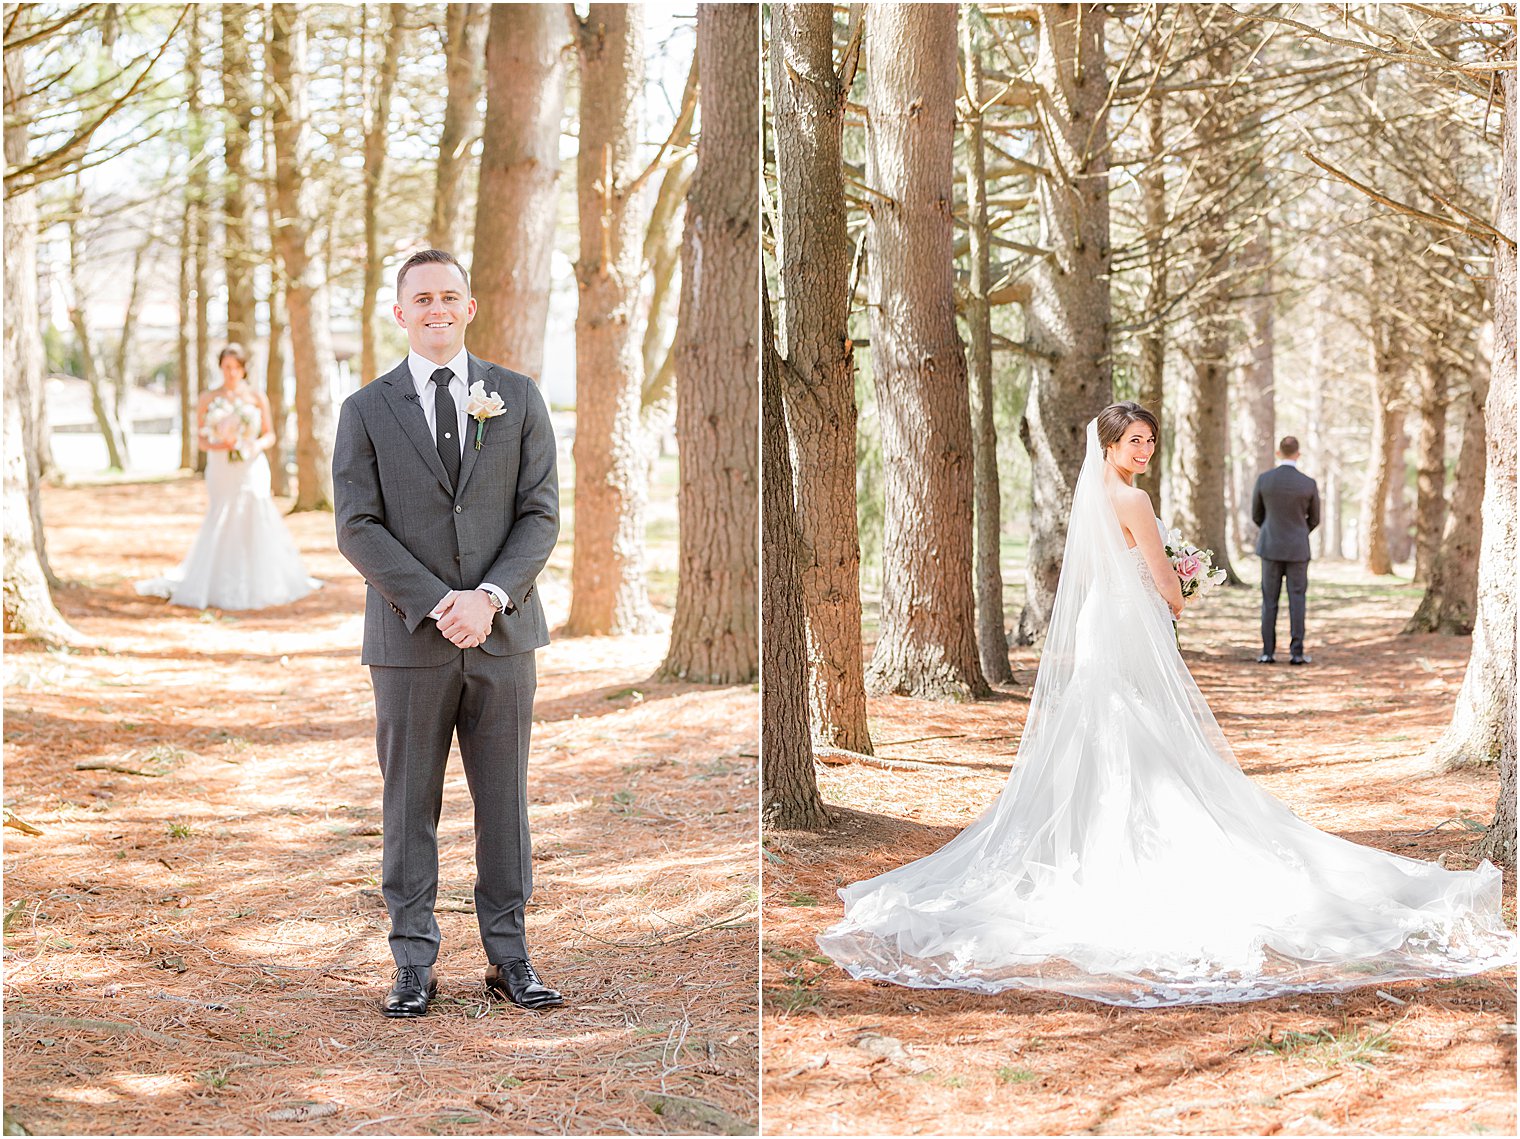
[818,402,1515,1008]
[137,344,319,611]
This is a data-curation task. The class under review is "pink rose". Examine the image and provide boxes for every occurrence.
[1176,554,1201,580]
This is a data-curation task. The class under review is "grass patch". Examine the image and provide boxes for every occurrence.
[784,892,818,907]
[1255,1023,1394,1068]
[997,1066,1039,1085]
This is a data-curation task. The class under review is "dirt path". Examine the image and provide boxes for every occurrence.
[762,566,1515,1136]
[3,475,759,1136]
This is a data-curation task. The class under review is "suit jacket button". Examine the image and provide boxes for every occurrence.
[455,505,462,514]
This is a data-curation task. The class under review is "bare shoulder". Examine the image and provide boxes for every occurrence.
[1109,482,1152,519]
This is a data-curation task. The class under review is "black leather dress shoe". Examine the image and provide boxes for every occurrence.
[381,965,437,1018]
[1289,654,1311,665]
[485,959,565,1009]
[1257,654,1275,664]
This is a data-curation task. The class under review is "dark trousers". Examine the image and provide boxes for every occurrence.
[369,648,537,968]
[1260,558,1309,658]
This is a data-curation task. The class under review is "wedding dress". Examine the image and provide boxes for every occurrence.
[137,411,320,611]
[817,420,1515,1008]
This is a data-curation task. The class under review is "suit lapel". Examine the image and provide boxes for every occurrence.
[453,353,495,499]
[380,361,453,494]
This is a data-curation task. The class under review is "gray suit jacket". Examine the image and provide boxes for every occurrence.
[1252,464,1320,563]
[333,354,559,666]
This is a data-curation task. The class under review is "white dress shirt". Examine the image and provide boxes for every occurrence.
[407,348,510,621]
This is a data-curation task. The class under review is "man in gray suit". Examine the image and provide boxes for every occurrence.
[1251,435,1321,666]
[334,249,564,1017]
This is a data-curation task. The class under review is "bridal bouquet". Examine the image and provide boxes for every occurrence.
[1164,528,1227,600]
[203,396,261,462]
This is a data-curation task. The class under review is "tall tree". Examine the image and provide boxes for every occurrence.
[470,3,569,379]
[659,3,758,684]
[961,7,1012,684]
[262,95,289,497]
[269,3,335,511]
[862,3,987,700]
[1405,373,1485,635]
[1017,3,1116,642]
[360,3,404,385]
[761,283,827,831]
[770,3,872,751]
[565,4,655,635]
[3,32,73,642]
[429,3,486,252]
[1360,311,1406,576]
[1410,307,1452,584]
[222,3,256,346]
[1134,45,1168,514]
[1235,223,1276,553]
[189,5,209,473]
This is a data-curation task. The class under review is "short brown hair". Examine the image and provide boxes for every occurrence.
[396,249,470,298]
[217,343,250,371]
[1096,401,1160,451]
[1278,436,1300,458]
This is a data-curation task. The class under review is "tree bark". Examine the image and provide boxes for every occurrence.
[360,3,404,385]
[565,4,655,636]
[1429,71,1516,816]
[222,4,256,346]
[761,282,828,831]
[470,3,569,379]
[862,3,987,700]
[189,5,209,474]
[1405,375,1485,634]
[1361,323,1404,576]
[1135,88,1167,515]
[1235,223,1275,554]
[771,3,872,751]
[658,3,758,684]
[1018,3,1115,642]
[1411,331,1449,584]
[270,3,335,512]
[961,7,1012,685]
[3,37,73,641]
[177,183,194,470]
[430,3,486,252]
[262,99,289,498]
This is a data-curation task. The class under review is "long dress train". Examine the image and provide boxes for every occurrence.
[817,421,1514,1008]
[137,449,320,611]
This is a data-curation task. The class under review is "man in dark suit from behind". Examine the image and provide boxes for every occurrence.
[1252,435,1321,665]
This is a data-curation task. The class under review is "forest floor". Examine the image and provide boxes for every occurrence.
[763,563,1515,1136]
[3,470,759,1136]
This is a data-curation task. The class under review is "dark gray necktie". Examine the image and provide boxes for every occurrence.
[432,367,461,489]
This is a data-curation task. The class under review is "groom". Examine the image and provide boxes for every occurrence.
[1251,435,1321,666]
[333,248,564,1017]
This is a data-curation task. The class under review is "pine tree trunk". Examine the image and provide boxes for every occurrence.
[1361,327,1403,576]
[360,4,404,385]
[1412,339,1449,584]
[177,187,195,470]
[1018,3,1115,642]
[471,3,569,379]
[1386,415,1414,565]
[1405,375,1485,634]
[761,283,828,831]
[1429,72,1516,810]
[270,3,335,512]
[1236,224,1275,554]
[1135,89,1166,515]
[222,4,256,346]
[566,4,655,636]
[262,106,289,498]
[770,2,872,752]
[658,2,758,685]
[430,3,486,252]
[962,8,1011,685]
[3,38,72,639]
[862,3,987,700]
[189,6,209,475]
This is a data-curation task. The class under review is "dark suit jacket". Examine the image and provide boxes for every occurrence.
[333,353,559,666]
[1252,463,1320,563]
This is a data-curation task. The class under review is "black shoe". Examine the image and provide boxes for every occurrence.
[485,959,565,1009]
[1257,654,1275,664]
[381,965,437,1018]
[1289,654,1311,665]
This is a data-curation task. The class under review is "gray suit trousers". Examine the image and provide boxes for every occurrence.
[370,647,537,967]
[1260,558,1308,658]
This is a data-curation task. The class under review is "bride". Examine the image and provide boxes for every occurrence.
[817,401,1515,1007]
[137,343,319,612]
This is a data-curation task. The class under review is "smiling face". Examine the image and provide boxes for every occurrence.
[1107,419,1156,479]
[393,262,476,364]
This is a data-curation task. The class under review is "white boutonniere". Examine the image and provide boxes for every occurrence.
[465,381,506,449]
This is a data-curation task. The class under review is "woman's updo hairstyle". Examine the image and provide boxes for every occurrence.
[1096,401,1160,452]
[217,342,251,371]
